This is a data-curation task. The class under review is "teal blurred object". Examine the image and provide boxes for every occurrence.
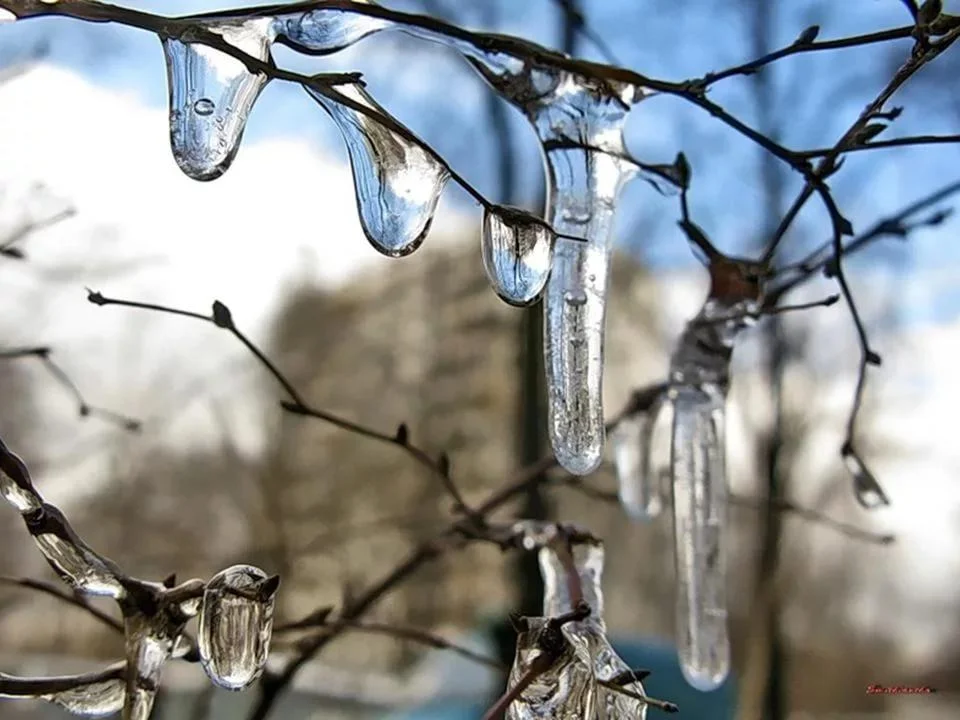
[383,632,736,720]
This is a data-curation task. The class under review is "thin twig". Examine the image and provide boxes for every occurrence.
[0,576,123,633]
[0,345,140,431]
[86,291,476,515]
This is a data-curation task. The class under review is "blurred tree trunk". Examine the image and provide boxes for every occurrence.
[738,1,788,719]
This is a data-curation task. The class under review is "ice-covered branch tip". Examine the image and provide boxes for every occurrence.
[0,434,280,718]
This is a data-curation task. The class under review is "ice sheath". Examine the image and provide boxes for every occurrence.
[505,524,647,719]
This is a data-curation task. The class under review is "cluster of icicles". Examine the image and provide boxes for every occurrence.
[0,0,671,477]
[507,521,651,719]
[0,436,279,719]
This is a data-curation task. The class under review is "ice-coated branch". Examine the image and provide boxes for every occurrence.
[0,434,279,718]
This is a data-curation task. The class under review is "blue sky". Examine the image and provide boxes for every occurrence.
[2,0,960,325]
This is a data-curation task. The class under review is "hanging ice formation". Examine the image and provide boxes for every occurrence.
[507,521,648,720]
[153,1,663,474]
[667,222,765,691]
[162,16,275,181]
[1,435,280,719]
[611,391,669,522]
[199,565,279,690]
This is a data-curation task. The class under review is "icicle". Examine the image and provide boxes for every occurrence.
[272,2,390,55]
[611,398,665,521]
[305,83,450,257]
[0,665,125,717]
[481,205,555,306]
[22,503,127,599]
[670,385,729,692]
[161,17,274,181]
[506,522,647,719]
[666,245,764,692]
[198,565,279,690]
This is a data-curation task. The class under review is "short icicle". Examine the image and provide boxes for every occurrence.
[199,565,279,690]
[305,84,450,257]
[668,228,765,691]
[162,17,275,181]
[611,396,666,521]
[481,205,555,306]
[507,522,648,720]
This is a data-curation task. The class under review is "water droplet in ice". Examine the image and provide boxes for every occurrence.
[193,98,215,116]
[272,5,390,55]
[670,385,730,692]
[0,666,125,717]
[199,564,278,690]
[305,83,449,257]
[162,18,274,181]
[481,205,554,306]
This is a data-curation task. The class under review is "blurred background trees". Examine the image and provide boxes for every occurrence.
[1,1,959,719]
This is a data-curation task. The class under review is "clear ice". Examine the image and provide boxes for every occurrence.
[272,3,390,55]
[162,17,274,180]
[506,522,648,719]
[0,666,125,718]
[305,83,450,257]
[611,400,664,521]
[476,66,643,475]
[264,4,650,473]
[22,503,127,599]
[667,249,763,691]
[481,205,555,306]
[199,564,278,690]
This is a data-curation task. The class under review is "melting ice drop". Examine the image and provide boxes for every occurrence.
[305,83,450,258]
[199,564,279,690]
[162,17,274,181]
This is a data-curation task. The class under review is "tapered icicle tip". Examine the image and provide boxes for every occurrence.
[480,205,555,307]
[162,19,274,181]
[305,83,449,258]
[552,427,605,476]
[680,657,730,693]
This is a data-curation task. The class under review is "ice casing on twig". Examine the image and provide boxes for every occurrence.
[506,522,648,719]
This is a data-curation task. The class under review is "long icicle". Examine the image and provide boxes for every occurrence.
[668,221,765,691]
